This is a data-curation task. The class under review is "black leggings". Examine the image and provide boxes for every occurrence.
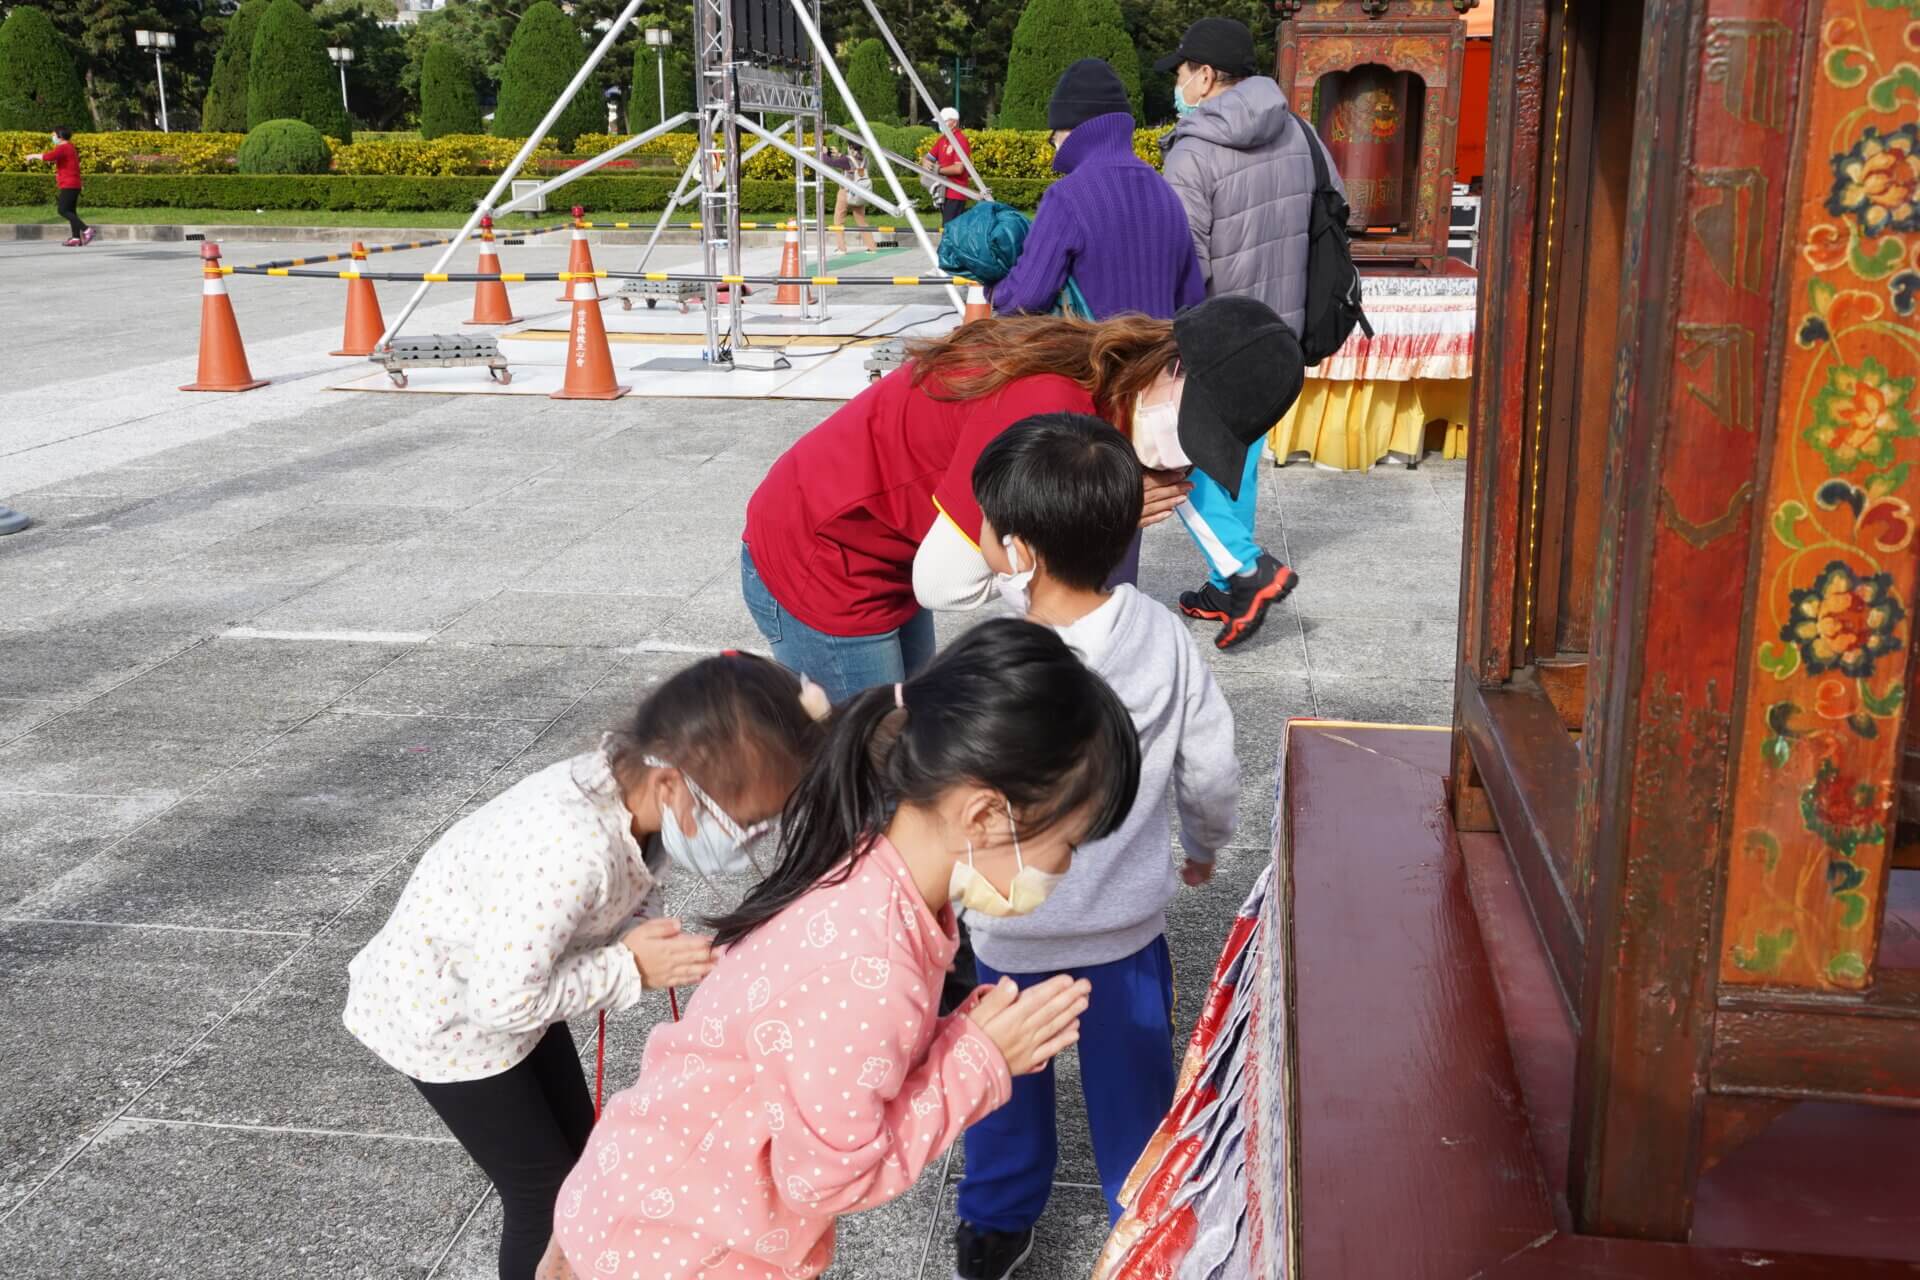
[414,1024,594,1280]
[55,188,86,237]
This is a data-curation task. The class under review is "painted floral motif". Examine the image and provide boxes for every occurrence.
[1720,5,1918,991]
[1781,560,1906,677]
[1804,356,1917,473]
[1799,758,1890,853]
[1826,123,1920,237]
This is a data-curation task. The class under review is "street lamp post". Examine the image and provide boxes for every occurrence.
[327,46,355,114]
[134,29,175,133]
[644,28,672,127]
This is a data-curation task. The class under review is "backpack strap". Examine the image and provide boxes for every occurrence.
[1299,109,1333,196]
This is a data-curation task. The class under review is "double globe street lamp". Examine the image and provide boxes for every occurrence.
[327,45,355,113]
[134,29,175,133]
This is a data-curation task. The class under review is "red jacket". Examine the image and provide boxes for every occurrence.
[43,141,82,190]
[930,129,972,200]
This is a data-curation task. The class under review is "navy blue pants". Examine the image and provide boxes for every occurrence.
[957,936,1177,1231]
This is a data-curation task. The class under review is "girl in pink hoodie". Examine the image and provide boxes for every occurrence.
[550,618,1142,1280]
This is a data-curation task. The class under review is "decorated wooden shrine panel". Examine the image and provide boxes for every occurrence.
[1718,2,1920,990]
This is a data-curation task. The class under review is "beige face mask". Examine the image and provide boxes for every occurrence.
[948,808,1066,917]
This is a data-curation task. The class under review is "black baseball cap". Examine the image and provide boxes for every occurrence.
[1172,296,1304,501]
[1154,18,1259,79]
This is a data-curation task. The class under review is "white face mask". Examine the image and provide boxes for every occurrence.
[949,808,1065,917]
[993,536,1035,614]
[1132,396,1190,471]
[644,754,772,883]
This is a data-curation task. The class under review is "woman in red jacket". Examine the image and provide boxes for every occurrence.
[740,296,1298,704]
[25,127,92,246]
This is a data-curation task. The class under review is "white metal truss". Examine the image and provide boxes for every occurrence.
[375,0,975,366]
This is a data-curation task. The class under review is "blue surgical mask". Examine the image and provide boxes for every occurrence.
[644,754,771,882]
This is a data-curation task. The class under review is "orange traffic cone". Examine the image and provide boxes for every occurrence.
[331,242,386,356]
[962,284,990,324]
[551,275,629,401]
[774,227,803,305]
[181,243,267,393]
[558,206,593,302]
[468,216,522,325]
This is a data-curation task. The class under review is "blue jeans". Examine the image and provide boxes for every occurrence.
[956,936,1178,1231]
[739,543,936,704]
[1176,446,1265,590]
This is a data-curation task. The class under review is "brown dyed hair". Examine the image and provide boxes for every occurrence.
[905,313,1179,420]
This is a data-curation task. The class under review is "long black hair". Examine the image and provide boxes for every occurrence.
[709,618,1141,948]
[606,651,824,805]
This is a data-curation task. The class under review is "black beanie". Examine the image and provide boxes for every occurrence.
[1048,59,1131,132]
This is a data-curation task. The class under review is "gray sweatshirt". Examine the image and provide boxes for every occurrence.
[966,585,1240,972]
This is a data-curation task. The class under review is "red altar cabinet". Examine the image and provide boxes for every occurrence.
[1274,0,1478,274]
[1100,0,1920,1275]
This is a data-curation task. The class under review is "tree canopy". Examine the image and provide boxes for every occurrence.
[204,0,269,133]
[491,0,601,146]
[998,0,1140,128]
[0,6,92,132]
[248,0,353,140]
[420,40,484,139]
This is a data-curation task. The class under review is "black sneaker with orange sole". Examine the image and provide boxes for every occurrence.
[1214,553,1298,650]
[1178,581,1233,623]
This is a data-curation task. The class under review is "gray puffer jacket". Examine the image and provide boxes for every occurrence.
[1161,76,1343,336]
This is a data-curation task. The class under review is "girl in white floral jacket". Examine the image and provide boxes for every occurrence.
[344,653,827,1280]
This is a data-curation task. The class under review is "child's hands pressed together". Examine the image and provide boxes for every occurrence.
[966,974,1092,1075]
[621,918,716,989]
[1181,858,1214,886]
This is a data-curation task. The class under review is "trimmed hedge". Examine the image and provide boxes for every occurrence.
[420,43,483,140]
[204,0,269,134]
[910,127,1164,176]
[493,2,599,149]
[249,0,352,142]
[237,120,331,175]
[0,7,91,132]
[0,130,247,174]
[0,172,811,214]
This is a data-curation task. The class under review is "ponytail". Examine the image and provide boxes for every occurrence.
[709,618,1140,948]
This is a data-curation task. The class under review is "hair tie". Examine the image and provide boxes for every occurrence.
[894,682,905,710]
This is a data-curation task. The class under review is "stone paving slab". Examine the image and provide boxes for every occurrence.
[0,237,1468,1278]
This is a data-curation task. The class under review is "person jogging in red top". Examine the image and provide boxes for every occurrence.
[25,127,92,246]
[930,107,975,229]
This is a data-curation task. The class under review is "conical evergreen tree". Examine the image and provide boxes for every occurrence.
[204,0,269,134]
[492,1,598,148]
[420,41,483,139]
[248,0,352,141]
[998,0,1140,128]
[829,38,899,127]
[629,37,695,133]
[0,7,91,132]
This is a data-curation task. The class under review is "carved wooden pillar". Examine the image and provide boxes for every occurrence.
[1568,0,1811,1239]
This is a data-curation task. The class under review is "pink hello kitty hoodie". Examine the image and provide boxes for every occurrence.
[554,837,1013,1280]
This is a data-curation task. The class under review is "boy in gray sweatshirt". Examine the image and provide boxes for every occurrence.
[949,412,1239,1280]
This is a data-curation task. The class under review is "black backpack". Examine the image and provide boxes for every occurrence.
[1298,119,1373,366]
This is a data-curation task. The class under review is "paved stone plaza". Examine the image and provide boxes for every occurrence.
[0,235,1463,1278]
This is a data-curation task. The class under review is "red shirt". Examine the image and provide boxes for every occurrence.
[930,129,972,200]
[45,141,81,189]
[744,367,1099,636]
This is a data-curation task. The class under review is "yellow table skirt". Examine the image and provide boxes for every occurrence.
[1266,377,1471,472]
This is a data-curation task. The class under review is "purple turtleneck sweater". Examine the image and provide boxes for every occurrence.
[992,112,1206,321]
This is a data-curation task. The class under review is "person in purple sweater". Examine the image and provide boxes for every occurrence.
[992,58,1206,593]
[991,59,1206,322]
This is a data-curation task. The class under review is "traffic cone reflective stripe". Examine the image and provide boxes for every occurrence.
[181,244,267,393]
[469,220,522,325]
[775,228,803,305]
[558,224,593,302]
[963,284,990,324]
[551,276,629,401]
[331,242,386,356]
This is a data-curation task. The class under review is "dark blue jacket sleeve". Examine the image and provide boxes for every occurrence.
[990,190,1080,316]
